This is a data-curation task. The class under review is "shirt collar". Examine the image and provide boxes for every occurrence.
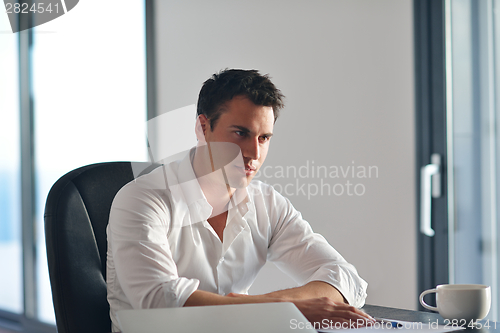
[163,149,211,224]
[168,148,254,224]
[177,148,208,207]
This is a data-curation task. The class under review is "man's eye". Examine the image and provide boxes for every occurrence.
[236,131,246,137]
[260,136,270,142]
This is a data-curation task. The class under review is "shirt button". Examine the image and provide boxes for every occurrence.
[219,257,225,263]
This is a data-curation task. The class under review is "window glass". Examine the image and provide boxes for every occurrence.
[0,10,22,314]
[450,0,500,321]
[32,0,147,323]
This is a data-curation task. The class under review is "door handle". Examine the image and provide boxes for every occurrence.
[420,154,441,237]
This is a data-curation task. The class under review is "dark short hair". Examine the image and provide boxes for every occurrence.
[197,69,285,130]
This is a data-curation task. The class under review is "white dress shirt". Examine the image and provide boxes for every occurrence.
[106,151,368,332]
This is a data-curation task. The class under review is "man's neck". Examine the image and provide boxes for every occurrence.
[192,144,236,218]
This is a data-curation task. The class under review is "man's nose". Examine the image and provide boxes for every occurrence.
[243,138,260,161]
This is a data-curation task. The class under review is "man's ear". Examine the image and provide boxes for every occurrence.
[195,114,209,142]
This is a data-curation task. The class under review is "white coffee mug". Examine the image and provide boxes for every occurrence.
[419,284,491,321]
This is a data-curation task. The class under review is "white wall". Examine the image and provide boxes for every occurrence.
[154,0,417,310]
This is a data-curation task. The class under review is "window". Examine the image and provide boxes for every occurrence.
[417,0,500,321]
[0,8,22,316]
[449,0,500,320]
[0,0,148,330]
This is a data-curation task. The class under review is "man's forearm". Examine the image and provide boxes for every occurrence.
[184,281,346,307]
[184,290,284,307]
[264,281,347,304]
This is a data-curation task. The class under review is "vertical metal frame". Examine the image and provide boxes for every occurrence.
[146,0,157,121]
[482,0,499,319]
[18,10,37,321]
[443,0,455,287]
[414,0,450,309]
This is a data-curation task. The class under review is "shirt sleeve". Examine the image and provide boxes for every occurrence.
[107,181,199,309]
[265,185,368,308]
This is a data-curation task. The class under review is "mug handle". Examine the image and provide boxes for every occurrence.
[419,289,438,311]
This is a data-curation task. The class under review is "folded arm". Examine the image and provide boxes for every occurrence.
[184,281,373,326]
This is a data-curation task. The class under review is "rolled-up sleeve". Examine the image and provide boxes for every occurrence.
[107,183,199,310]
[266,188,368,308]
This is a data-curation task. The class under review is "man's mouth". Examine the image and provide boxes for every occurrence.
[234,165,256,176]
[244,165,256,176]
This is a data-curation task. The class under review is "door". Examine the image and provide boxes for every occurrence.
[417,0,500,320]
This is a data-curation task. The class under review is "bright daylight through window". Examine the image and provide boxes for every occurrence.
[0,0,147,326]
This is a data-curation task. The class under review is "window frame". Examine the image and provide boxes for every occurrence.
[414,0,451,309]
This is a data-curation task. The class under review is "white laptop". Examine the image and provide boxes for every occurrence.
[117,302,317,333]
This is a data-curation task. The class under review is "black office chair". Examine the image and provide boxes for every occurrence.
[44,161,158,333]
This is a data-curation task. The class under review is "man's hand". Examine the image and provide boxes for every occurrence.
[226,292,374,328]
[262,280,374,326]
[293,297,374,328]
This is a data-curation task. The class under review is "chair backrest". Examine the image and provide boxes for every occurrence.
[44,162,157,333]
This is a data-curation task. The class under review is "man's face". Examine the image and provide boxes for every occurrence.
[200,95,274,188]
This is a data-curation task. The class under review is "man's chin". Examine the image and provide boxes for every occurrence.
[226,170,257,188]
[224,167,254,189]
[227,177,251,189]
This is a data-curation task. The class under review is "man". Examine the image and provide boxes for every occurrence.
[106,69,371,332]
